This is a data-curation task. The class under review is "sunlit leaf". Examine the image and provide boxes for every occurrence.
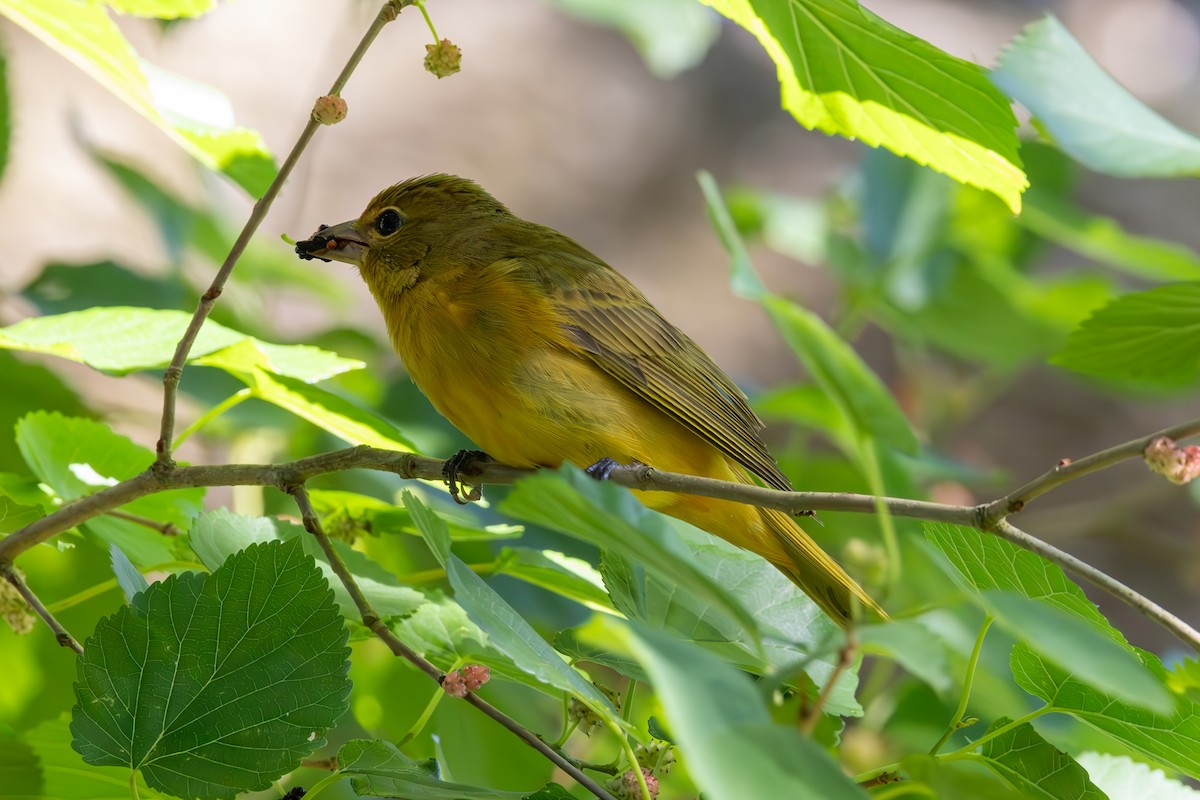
[703,0,1024,210]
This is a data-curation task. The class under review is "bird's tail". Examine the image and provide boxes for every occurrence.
[759,505,885,627]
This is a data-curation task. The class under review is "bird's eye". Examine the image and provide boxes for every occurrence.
[375,208,403,236]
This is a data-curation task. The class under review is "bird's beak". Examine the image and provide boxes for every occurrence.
[294,220,368,266]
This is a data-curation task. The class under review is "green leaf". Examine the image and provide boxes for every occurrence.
[982,590,1170,715]
[601,523,860,717]
[924,523,1113,635]
[858,618,952,695]
[925,523,1172,714]
[0,307,362,379]
[0,716,174,799]
[196,337,364,384]
[992,15,1200,179]
[900,754,1028,800]
[702,0,1024,211]
[338,739,560,799]
[550,0,720,77]
[1020,190,1200,282]
[23,260,192,316]
[763,294,917,453]
[70,539,351,798]
[494,547,615,612]
[499,466,762,645]
[189,509,425,619]
[15,412,202,566]
[0,472,54,534]
[1011,644,1200,780]
[607,619,868,799]
[1051,283,1200,390]
[308,489,521,544]
[405,492,623,724]
[107,0,215,18]
[233,368,416,452]
[0,0,276,195]
[699,170,767,300]
[108,544,148,603]
[977,717,1108,800]
[1077,752,1200,800]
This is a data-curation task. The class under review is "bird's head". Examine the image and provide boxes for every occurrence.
[295,174,510,293]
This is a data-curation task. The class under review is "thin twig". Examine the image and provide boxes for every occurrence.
[1,563,84,654]
[799,629,856,736]
[991,519,1200,649]
[154,0,414,465]
[106,510,181,536]
[286,484,619,800]
[979,418,1200,526]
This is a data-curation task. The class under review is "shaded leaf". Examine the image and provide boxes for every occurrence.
[978,717,1108,800]
[1011,644,1200,779]
[993,15,1200,179]
[1051,283,1200,391]
[607,619,867,799]
[405,492,622,724]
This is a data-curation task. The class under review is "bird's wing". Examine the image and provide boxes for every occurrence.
[550,272,793,492]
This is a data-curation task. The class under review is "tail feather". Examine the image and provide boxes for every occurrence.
[760,507,886,626]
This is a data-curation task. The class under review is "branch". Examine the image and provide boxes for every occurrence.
[4,414,1200,650]
[979,417,1200,525]
[154,0,414,464]
[1,563,83,654]
[286,485,619,800]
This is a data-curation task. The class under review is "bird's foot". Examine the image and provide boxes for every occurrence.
[584,457,643,481]
[442,449,491,505]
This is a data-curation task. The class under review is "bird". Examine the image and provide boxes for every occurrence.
[295,174,883,625]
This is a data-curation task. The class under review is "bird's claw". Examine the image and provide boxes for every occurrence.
[585,457,644,481]
[443,449,490,504]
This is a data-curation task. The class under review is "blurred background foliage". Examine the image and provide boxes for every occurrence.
[2,0,1200,798]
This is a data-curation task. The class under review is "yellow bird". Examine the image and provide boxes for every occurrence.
[296,174,882,625]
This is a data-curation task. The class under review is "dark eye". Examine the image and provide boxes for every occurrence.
[375,208,403,236]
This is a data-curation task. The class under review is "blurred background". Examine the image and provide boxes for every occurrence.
[2,0,1200,653]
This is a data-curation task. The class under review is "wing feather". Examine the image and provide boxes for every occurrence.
[552,278,793,492]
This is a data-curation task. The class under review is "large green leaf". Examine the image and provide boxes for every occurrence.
[607,619,868,799]
[702,0,1024,210]
[601,522,860,716]
[1011,645,1200,780]
[0,0,275,195]
[499,466,762,642]
[0,307,362,380]
[70,539,351,799]
[926,523,1172,714]
[992,16,1200,179]
[977,717,1107,800]
[1051,283,1200,390]
[231,367,416,452]
[15,412,203,566]
[405,492,623,725]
